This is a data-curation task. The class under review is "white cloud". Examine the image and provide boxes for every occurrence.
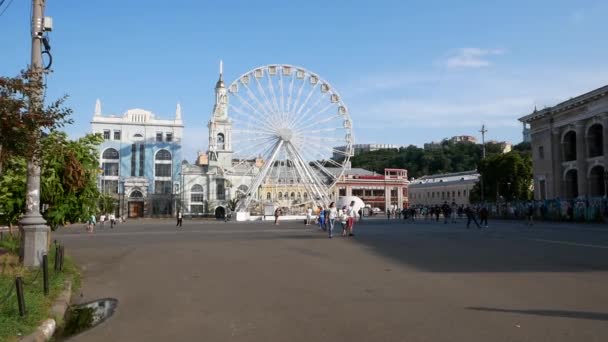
[445,48,506,68]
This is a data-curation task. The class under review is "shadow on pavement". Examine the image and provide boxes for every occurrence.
[349,220,608,273]
[467,307,608,321]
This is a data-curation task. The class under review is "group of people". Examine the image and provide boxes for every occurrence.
[87,213,119,233]
[303,201,358,238]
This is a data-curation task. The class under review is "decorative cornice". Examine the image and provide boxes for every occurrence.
[519,84,608,123]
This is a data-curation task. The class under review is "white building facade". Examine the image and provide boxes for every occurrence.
[180,67,257,218]
[408,171,480,207]
[91,101,183,218]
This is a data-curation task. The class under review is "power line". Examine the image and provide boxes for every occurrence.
[0,0,15,17]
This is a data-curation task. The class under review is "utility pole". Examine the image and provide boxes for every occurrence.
[479,124,488,202]
[20,0,49,267]
[480,124,487,159]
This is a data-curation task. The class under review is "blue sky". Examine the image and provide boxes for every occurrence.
[2,0,607,160]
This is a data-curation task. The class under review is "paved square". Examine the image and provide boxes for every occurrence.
[56,218,608,341]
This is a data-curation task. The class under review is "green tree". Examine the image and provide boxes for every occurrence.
[0,70,73,169]
[471,151,533,202]
[0,132,103,230]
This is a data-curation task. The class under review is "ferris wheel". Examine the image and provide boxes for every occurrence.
[225,64,354,213]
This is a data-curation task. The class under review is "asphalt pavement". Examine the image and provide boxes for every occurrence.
[55,217,608,342]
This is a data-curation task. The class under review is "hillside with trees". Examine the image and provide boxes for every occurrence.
[350,139,533,202]
[351,140,519,178]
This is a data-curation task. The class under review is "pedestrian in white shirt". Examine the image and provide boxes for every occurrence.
[347,201,357,237]
[306,207,313,225]
[327,202,337,238]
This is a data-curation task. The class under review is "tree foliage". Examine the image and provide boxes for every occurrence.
[0,132,103,230]
[350,140,505,178]
[470,151,533,202]
[0,70,73,163]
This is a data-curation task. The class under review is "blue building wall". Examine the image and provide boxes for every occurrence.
[98,140,182,194]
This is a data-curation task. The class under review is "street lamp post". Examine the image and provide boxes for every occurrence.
[19,0,50,267]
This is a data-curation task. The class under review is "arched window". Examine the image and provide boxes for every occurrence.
[191,184,204,203]
[267,192,272,200]
[102,148,119,159]
[154,149,172,195]
[130,190,143,198]
[304,192,308,200]
[297,192,301,199]
[217,133,225,149]
[101,149,119,187]
[278,192,283,200]
[156,149,172,161]
[290,192,295,200]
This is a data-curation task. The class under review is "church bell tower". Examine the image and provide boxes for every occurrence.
[208,60,233,171]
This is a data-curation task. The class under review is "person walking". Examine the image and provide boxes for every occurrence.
[87,214,96,233]
[465,206,481,229]
[451,201,458,223]
[318,206,326,231]
[386,208,391,222]
[442,202,450,224]
[274,207,282,225]
[340,206,348,237]
[327,202,337,238]
[306,207,313,225]
[176,210,183,227]
[526,202,534,226]
[479,206,489,228]
[100,214,106,229]
[347,201,357,236]
[109,213,116,229]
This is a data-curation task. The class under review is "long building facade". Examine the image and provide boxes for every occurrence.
[519,85,608,200]
[91,101,183,218]
[408,171,480,207]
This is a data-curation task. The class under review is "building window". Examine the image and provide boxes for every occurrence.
[155,181,172,194]
[155,164,172,177]
[539,179,546,200]
[166,133,173,142]
[156,149,172,160]
[538,146,544,159]
[156,132,163,142]
[216,179,225,200]
[101,148,119,177]
[101,180,118,194]
[217,133,225,150]
[339,188,346,196]
[267,192,271,200]
[190,205,205,214]
[139,145,145,177]
[102,163,119,176]
[190,184,204,202]
[304,193,308,200]
[114,130,121,140]
[278,192,283,200]
[463,190,467,196]
[103,130,110,140]
[458,190,461,197]
[131,144,137,176]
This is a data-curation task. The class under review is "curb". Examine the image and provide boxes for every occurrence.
[20,279,72,342]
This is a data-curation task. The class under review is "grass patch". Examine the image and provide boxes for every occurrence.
[0,235,80,341]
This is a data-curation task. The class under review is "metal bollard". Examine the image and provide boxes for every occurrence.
[54,244,60,272]
[42,254,49,296]
[59,246,65,271]
[15,277,26,317]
